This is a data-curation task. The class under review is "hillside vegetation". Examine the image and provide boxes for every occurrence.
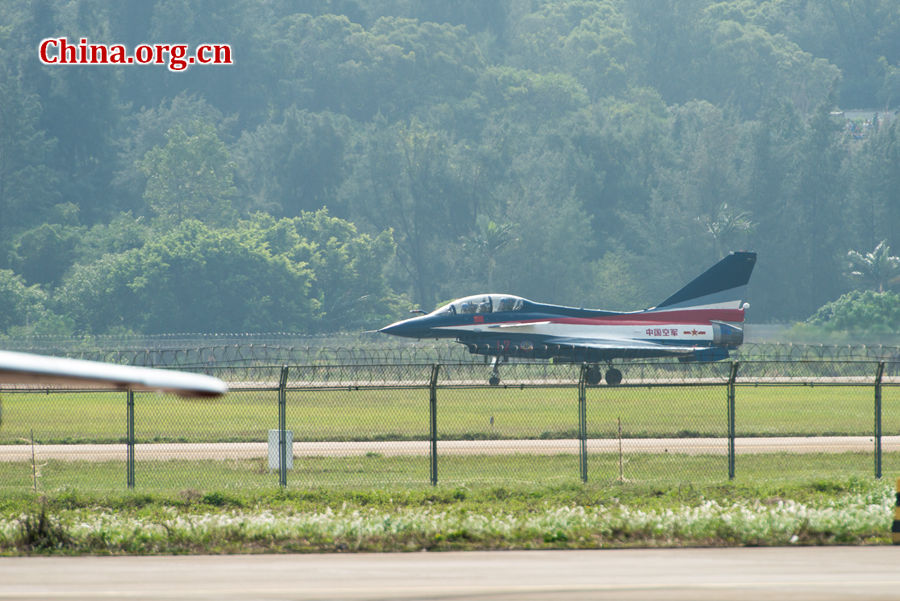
[2,0,900,335]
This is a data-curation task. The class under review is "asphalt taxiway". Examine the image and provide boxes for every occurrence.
[2,546,899,600]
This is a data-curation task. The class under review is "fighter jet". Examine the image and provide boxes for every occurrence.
[0,350,227,397]
[380,251,756,385]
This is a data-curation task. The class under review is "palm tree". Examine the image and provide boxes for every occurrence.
[846,240,900,292]
[700,203,754,258]
[465,217,515,291]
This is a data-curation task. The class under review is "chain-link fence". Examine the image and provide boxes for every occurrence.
[1,360,897,492]
[5,335,900,367]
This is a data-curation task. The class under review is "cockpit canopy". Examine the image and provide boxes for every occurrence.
[432,294,526,316]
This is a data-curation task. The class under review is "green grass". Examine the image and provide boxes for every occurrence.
[0,475,883,514]
[0,451,895,493]
[2,373,895,554]
[1,383,898,444]
[0,476,893,554]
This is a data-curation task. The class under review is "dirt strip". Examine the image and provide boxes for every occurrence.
[0,436,896,462]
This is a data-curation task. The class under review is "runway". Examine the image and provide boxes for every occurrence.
[2,546,899,600]
[0,436,895,462]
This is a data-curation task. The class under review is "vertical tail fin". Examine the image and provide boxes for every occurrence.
[652,251,756,315]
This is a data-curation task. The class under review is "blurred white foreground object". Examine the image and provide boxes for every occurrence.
[0,350,227,397]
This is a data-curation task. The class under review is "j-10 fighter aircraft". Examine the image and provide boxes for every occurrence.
[380,251,757,385]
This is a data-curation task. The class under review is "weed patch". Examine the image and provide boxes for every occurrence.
[15,504,73,553]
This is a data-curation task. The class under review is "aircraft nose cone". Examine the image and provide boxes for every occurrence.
[379,317,422,338]
[378,322,399,335]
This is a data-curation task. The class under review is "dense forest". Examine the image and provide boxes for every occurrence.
[1,0,899,336]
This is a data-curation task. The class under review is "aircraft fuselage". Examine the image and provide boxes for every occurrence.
[380,252,756,384]
[380,294,743,363]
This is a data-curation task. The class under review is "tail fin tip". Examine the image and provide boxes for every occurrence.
[655,251,757,310]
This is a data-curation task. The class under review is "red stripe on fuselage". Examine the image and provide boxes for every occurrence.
[498,308,744,327]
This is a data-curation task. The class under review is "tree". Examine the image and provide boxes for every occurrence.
[806,289,900,335]
[701,17,839,116]
[700,202,755,260]
[0,58,59,239]
[624,0,840,118]
[0,269,69,335]
[56,220,316,334]
[493,177,596,306]
[460,216,516,292]
[234,108,349,217]
[622,101,754,291]
[270,14,484,121]
[339,119,477,308]
[33,0,123,225]
[846,240,900,293]
[8,222,84,288]
[476,66,589,127]
[74,212,151,265]
[0,269,43,332]
[113,94,234,215]
[139,123,238,227]
[6,0,900,332]
[785,106,847,317]
[241,210,403,331]
[878,58,900,109]
[845,118,900,253]
[507,0,633,99]
[623,0,710,106]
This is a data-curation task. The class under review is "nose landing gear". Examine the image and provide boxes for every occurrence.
[489,356,502,386]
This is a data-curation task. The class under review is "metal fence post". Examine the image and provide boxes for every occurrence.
[875,361,885,479]
[578,364,588,483]
[126,389,135,490]
[429,364,440,486]
[278,365,289,488]
[727,361,739,480]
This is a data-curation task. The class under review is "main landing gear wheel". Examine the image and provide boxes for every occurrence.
[605,368,623,386]
[585,365,622,385]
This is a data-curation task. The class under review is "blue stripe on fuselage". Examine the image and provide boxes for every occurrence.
[380,303,630,339]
